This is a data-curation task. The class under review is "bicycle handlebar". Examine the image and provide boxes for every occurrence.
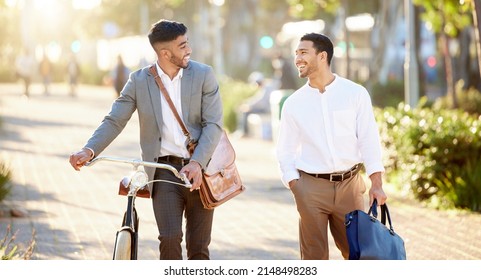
[84,156,191,188]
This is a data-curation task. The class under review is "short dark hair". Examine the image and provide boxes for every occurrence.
[148,19,187,47]
[300,33,334,65]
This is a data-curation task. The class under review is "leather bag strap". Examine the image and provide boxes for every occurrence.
[149,65,192,140]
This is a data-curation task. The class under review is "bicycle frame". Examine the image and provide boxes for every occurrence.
[85,156,191,260]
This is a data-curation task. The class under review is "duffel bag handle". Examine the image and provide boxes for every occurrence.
[367,199,379,218]
[367,199,396,234]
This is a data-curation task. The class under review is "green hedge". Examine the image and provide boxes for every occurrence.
[218,76,257,132]
[433,81,481,115]
[376,100,481,211]
[370,80,405,108]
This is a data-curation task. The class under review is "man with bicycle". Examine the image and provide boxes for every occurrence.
[69,19,223,260]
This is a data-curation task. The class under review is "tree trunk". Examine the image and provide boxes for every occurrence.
[414,5,426,98]
[440,32,457,108]
[458,29,471,90]
[472,0,481,82]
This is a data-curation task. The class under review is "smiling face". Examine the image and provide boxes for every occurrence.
[294,39,331,80]
[164,34,192,69]
[294,40,320,79]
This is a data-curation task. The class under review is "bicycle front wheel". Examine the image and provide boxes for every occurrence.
[113,229,132,260]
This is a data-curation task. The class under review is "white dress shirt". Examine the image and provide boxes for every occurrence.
[156,63,190,158]
[276,74,385,187]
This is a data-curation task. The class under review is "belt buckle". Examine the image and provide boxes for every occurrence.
[352,164,359,172]
[329,173,343,182]
[330,164,358,182]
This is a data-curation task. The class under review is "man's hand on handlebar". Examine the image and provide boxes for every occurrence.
[69,148,93,171]
[180,161,202,192]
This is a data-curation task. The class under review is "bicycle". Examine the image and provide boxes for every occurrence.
[85,156,192,260]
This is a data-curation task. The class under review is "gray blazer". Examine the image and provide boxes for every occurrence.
[85,60,223,194]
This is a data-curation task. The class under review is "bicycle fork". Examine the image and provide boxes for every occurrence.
[113,195,139,260]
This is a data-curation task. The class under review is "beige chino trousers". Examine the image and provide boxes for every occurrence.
[291,171,367,260]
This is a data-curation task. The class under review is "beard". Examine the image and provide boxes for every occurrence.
[298,63,318,79]
[298,70,307,79]
[169,53,189,69]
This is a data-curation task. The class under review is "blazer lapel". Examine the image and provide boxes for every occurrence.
[181,64,193,123]
[147,65,164,132]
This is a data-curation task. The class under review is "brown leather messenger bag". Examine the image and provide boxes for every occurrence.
[149,65,245,209]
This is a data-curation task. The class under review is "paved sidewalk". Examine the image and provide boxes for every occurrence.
[1,82,481,260]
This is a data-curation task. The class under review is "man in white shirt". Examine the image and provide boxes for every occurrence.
[276,33,387,260]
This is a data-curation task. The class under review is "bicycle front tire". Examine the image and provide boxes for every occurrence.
[113,230,132,260]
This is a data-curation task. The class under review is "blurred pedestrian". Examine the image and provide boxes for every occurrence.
[39,54,52,96]
[69,19,223,260]
[112,55,130,97]
[276,33,387,260]
[15,49,35,97]
[67,53,80,97]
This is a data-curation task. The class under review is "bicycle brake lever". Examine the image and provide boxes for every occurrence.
[180,173,192,188]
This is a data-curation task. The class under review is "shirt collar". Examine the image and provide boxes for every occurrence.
[305,74,339,93]
[155,62,183,80]
[325,74,338,91]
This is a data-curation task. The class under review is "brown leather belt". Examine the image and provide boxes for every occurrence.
[303,163,362,182]
[158,155,190,167]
